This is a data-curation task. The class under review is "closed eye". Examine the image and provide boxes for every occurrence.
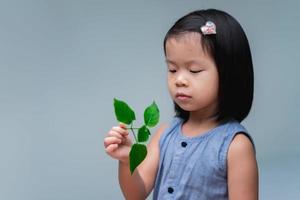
[190,70,203,73]
[168,70,176,73]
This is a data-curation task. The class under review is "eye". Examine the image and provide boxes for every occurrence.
[190,70,203,73]
[168,69,176,73]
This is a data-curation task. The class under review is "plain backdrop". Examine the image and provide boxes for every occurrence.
[0,0,299,199]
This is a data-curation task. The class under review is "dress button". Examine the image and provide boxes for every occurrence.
[181,141,187,147]
[168,187,174,194]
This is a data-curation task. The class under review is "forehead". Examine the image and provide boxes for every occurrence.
[165,32,211,63]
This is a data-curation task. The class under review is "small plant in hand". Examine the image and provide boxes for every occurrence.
[113,98,160,174]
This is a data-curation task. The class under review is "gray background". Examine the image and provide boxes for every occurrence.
[0,0,299,199]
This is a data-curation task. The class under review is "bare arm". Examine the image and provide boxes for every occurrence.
[118,123,168,200]
[118,161,146,200]
[227,133,259,200]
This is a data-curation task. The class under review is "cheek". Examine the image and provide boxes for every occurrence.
[167,75,174,85]
[207,74,218,90]
[197,72,219,97]
[208,73,219,98]
[167,77,174,92]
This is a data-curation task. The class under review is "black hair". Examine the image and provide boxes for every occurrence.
[163,9,254,123]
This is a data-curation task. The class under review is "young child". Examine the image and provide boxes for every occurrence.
[104,9,258,200]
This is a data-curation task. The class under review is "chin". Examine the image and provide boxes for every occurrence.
[176,102,194,111]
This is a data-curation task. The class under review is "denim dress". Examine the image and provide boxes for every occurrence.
[152,117,255,200]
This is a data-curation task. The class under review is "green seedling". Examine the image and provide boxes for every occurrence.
[113,98,160,174]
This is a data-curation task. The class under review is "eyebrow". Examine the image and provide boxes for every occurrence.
[165,59,204,66]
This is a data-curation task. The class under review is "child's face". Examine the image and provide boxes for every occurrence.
[165,32,219,117]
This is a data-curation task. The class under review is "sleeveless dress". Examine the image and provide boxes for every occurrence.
[152,117,256,200]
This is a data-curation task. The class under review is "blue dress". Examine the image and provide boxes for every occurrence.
[153,117,256,200]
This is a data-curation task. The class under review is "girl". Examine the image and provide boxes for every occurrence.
[104,9,258,200]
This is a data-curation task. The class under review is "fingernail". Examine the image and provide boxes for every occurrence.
[119,123,127,129]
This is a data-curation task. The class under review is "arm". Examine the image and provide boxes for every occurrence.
[118,123,168,200]
[227,133,259,200]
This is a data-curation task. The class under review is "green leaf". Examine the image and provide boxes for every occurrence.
[144,101,159,127]
[138,125,150,142]
[129,143,147,174]
[113,98,136,125]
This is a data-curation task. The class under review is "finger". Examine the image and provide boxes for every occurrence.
[107,130,124,140]
[119,123,129,133]
[119,123,127,129]
[113,125,128,132]
[105,143,118,154]
[104,137,122,148]
[112,126,129,137]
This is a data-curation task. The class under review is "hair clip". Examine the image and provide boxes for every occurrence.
[200,21,216,35]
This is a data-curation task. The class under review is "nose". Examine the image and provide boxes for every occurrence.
[175,73,188,87]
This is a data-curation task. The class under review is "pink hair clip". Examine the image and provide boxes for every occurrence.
[200,21,217,35]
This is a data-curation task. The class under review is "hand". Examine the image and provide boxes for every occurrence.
[104,123,132,164]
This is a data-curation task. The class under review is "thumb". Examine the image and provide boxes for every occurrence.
[119,122,127,129]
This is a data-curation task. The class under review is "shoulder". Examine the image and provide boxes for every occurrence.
[219,120,256,169]
[227,132,259,199]
[145,122,169,148]
[156,123,169,134]
[151,117,181,143]
[228,133,255,161]
[149,122,169,145]
[227,132,257,176]
[224,119,256,156]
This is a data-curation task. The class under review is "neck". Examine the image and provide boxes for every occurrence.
[181,112,219,137]
[187,102,219,126]
[187,113,218,126]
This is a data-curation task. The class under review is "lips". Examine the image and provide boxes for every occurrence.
[176,92,191,98]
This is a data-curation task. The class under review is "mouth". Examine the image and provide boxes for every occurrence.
[176,93,191,100]
[176,92,191,97]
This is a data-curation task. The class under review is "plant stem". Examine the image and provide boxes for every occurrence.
[130,123,138,143]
